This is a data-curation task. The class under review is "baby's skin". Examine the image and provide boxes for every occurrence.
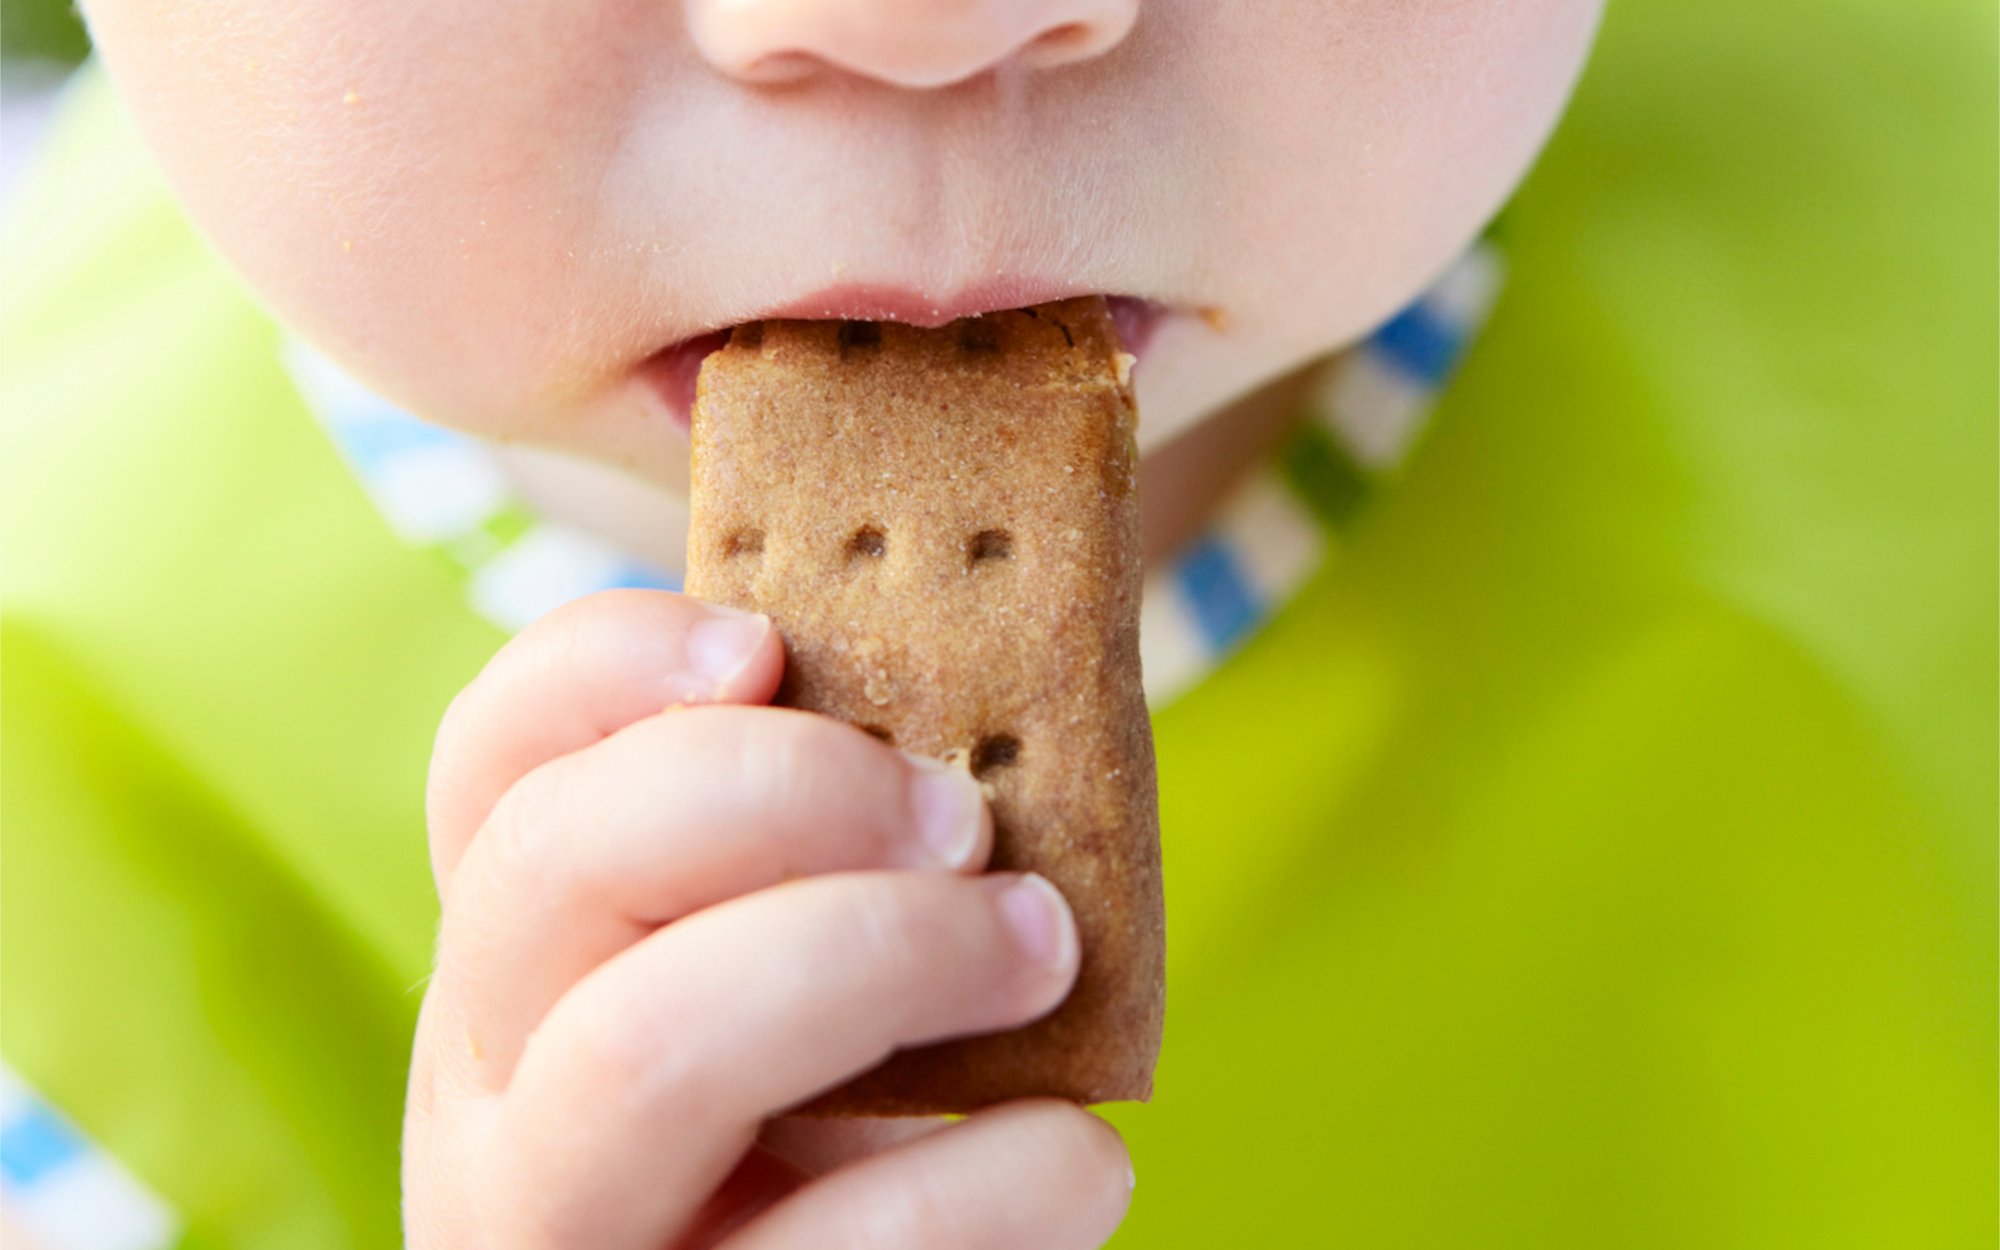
[80,1,1601,1245]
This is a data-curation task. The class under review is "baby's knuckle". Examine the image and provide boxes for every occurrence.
[760,711,885,797]
[1046,1106,1127,1181]
[548,983,714,1123]
[559,1009,656,1103]
[843,1168,956,1249]
[737,713,827,801]
[1030,1106,1132,1229]
[471,1146,568,1250]
[528,589,601,651]
[478,765,570,890]
[432,682,476,751]
[546,593,607,661]
[426,686,483,790]
[838,877,945,972]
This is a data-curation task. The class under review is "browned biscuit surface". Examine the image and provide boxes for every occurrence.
[686,297,1163,1115]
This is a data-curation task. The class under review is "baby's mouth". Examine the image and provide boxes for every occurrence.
[644,328,735,436]
[639,294,1171,434]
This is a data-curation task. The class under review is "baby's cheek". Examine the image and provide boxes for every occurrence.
[1204,0,1602,355]
[85,0,656,424]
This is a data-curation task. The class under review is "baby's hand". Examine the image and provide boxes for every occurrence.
[403,590,1134,1250]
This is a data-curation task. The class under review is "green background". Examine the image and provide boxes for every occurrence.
[0,0,87,67]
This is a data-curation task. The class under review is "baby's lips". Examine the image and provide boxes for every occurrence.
[640,294,1178,434]
[644,329,732,434]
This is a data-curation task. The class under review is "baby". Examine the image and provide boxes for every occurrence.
[65,1,1602,1246]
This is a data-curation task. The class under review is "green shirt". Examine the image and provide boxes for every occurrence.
[3,2,1993,1245]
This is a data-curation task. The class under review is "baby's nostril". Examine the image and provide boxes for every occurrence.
[838,321,882,355]
[1016,10,1133,70]
[737,50,822,84]
[970,734,1021,778]
[692,0,1135,89]
[968,529,1012,565]
[1034,22,1093,55]
[847,525,888,559]
[725,528,764,557]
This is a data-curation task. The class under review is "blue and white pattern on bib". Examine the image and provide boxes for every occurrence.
[286,243,1500,706]
[283,344,680,632]
[0,1062,178,1250]
[1136,243,1502,703]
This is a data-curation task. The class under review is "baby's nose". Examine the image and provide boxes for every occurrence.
[688,0,1139,89]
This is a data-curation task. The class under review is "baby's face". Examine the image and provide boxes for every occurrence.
[84,0,1599,489]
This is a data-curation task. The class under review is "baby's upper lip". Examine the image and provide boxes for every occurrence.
[758,278,1097,327]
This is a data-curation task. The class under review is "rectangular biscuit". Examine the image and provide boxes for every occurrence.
[685,297,1164,1114]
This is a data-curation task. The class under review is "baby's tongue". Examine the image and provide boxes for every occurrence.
[655,330,731,433]
[1104,295,1165,357]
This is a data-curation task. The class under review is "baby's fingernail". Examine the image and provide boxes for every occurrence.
[992,873,1072,969]
[907,757,983,867]
[685,609,769,686]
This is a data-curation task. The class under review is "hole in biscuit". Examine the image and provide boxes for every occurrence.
[968,529,1012,566]
[1022,306,1076,348]
[732,323,764,350]
[958,319,999,352]
[970,734,1020,778]
[847,525,887,559]
[838,320,882,354]
[859,724,895,746]
[724,528,764,557]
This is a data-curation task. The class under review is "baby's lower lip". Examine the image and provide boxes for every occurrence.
[641,296,1169,435]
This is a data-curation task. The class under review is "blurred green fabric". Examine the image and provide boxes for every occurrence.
[0,0,88,67]
[2,1,1993,1247]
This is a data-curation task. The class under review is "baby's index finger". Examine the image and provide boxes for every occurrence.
[424,588,781,893]
[429,703,994,1092]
